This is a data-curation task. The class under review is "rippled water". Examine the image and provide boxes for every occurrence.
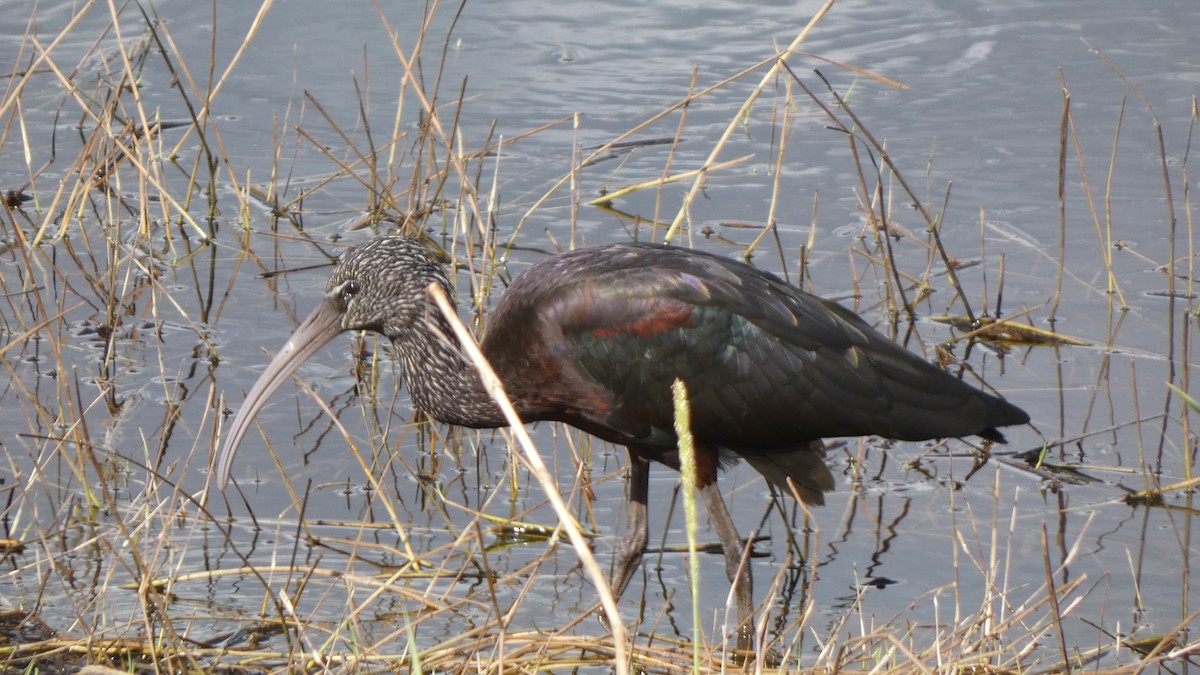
[1,0,1196,669]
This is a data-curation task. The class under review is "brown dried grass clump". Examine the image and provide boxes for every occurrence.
[1,1,1195,673]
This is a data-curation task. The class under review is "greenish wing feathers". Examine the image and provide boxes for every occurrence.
[500,243,1018,449]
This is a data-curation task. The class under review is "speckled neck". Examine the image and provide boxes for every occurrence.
[390,304,509,429]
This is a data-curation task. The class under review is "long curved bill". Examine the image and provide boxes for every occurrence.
[215,295,345,488]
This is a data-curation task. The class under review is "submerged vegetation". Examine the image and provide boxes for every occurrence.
[1,1,1197,672]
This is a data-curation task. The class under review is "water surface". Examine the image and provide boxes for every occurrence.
[1,0,1195,669]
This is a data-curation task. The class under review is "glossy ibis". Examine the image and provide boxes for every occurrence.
[215,235,1028,630]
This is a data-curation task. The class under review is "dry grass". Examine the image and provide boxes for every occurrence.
[1,1,1196,673]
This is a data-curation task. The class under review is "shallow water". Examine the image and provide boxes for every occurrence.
[1,0,1196,669]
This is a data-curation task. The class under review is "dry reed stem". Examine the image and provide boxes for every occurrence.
[427,281,630,673]
[664,0,839,243]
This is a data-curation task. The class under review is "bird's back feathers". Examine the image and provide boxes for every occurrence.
[483,242,1027,470]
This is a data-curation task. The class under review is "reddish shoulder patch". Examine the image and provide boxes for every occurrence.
[590,301,693,339]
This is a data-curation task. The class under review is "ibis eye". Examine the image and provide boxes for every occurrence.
[342,280,362,298]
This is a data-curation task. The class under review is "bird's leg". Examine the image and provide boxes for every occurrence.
[610,455,650,600]
[698,480,755,649]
